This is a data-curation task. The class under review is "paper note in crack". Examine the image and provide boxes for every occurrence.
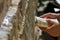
[35,16,59,28]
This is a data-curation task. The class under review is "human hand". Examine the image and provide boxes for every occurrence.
[40,13,59,19]
[39,19,59,37]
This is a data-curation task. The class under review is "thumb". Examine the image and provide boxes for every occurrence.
[46,19,54,26]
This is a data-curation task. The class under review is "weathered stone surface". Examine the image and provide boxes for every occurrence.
[0,0,11,25]
[0,0,20,40]
[8,0,38,40]
[0,0,38,40]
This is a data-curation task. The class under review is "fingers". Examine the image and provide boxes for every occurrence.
[40,13,50,18]
[39,19,56,31]
[46,19,54,26]
[46,24,59,37]
[40,13,58,19]
[45,19,59,36]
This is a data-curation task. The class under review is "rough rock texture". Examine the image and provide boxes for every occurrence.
[0,0,39,40]
[8,0,38,40]
[0,0,11,40]
[0,0,20,40]
[0,0,11,25]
